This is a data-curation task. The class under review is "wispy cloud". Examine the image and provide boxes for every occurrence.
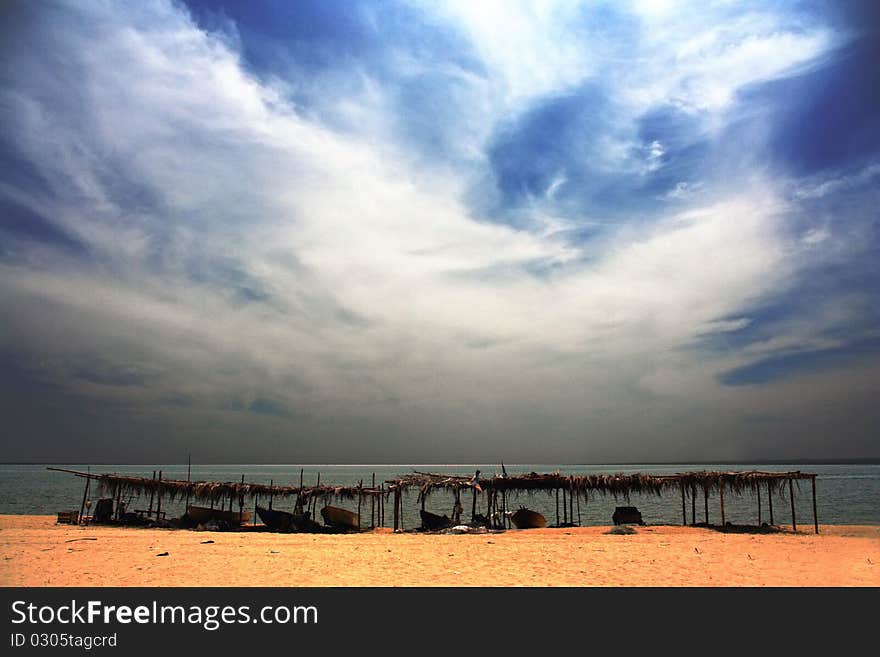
[0,0,877,461]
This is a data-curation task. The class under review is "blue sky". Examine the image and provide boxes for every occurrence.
[0,0,878,462]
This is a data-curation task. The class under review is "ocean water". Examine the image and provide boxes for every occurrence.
[1,463,878,528]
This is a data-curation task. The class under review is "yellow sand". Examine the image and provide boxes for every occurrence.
[1,516,877,587]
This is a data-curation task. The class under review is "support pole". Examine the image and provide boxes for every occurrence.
[239,474,245,522]
[562,487,567,525]
[268,479,273,511]
[704,485,709,524]
[393,488,400,531]
[78,467,91,526]
[147,470,156,518]
[555,489,560,527]
[184,452,191,515]
[757,486,762,526]
[156,470,163,521]
[719,481,725,527]
[789,478,797,532]
[357,480,363,530]
[371,473,376,529]
[768,482,774,525]
[569,480,574,526]
[312,473,321,518]
[576,489,581,526]
[681,482,686,526]
[691,483,696,525]
[812,476,819,534]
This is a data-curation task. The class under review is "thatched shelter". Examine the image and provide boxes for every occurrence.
[385,469,819,533]
[49,466,819,533]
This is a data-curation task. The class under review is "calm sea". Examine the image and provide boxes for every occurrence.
[1,463,878,527]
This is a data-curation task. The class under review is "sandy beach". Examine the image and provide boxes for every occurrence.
[1,516,877,587]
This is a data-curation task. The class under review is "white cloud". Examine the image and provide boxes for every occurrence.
[794,162,880,200]
[0,0,864,459]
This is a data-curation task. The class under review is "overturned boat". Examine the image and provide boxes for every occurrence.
[419,509,452,530]
[185,505,251,527]
[320,505,360,530]
[256,505,321,532]
[509,507,547,529]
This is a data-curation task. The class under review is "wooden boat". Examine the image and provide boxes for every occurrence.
[256,505,322,532]
[320,505,360,530]
[612,506,644,525]
[256,505,297,532]
[419,509,451,530]
[186,505,251,527]
[509,507,547,529]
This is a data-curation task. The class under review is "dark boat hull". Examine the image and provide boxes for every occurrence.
[257,505,321,532]
[420,509,451,530]
[612,506,644,525]
[510,508,547,529]
[320,505,360,530]
[257,506,296,532]
[186,505,251,527]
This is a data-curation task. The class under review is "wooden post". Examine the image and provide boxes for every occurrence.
[371,473,376,528]
[393,488,400,531]
[568,480,574,526]
[789,478,796,532]
[757,486,762,526]
[719,482,725,526]
[576,489,582,526]
[561,487,567,525]
[184,453,191,514]
[253,494,258,526]
[811,476,819,534]
[704,485,709,524]
[268,478,273,511]
[555,488,560,526]
[156,470,163,521]
[239,474,245,521]
[78,468,91,526]
[502,490,508,528]
[768,482,774,525]
[357,480,363,530]
[471,486,477,522]
[114,487,122,521]
[691,483,696,525]
[681,482,686,526]
[312,473,321,518]
[147,470,156,518]
[300,468,304,488]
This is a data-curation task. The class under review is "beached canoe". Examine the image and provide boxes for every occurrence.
[186,505,251,527]
[510,507,547,529]
[256,505,322,532]
[612,506,645,525]
[320,505,360,530]
[419,509,452,530]
[256,505,297,532]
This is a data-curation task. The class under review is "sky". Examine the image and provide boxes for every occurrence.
[0,0,878,463]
